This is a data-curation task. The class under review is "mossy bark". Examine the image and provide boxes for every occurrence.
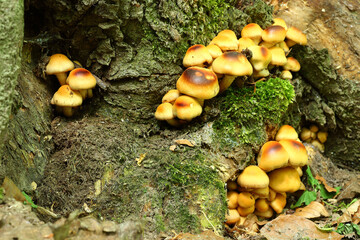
[0,0,24,155]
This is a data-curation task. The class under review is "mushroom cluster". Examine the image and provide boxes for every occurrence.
[225,125,309,226]
[155,18,307,126]
[300,124,328,152]
[45,54,97,117]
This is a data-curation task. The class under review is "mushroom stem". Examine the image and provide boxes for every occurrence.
[62,107,74,117]
[79,89,87,99]
[55,105,63,114]
[55,72,68,85]
[219,75,236,93]
[87,89,93,98]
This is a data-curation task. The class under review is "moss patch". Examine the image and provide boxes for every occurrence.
[213,78,295,148]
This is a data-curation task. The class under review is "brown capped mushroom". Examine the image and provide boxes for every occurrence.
[286,26,307,47]
[66,68,96,99]
[241,23,263,45]
[275,125,299,141]
[46,54,75,85]
[172,95,202,121]
[183,44,213,68]
[50,85,83,117]
[257,141,289,172]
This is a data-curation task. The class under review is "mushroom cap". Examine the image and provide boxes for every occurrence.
[237,205,255,217]
[225,209,241,225]
[176,67,219,99]
[317,131,328,143]
[253,68,270,79]
[254,207,273,218]
[272,18,288,30]
[280,70,293,80]
[155,102,174,120]
[286,26,307,46]
[237,165,269,189]
[217,29,238,39]
[262,25,286,44]
[268,46,288,66]
[237,192,255,208]
[162,89,181,103]
[275,125,298,141]
[172,95,202,121]
[209,34,238,51]
[206,44,223,59]
[270,192,287,214]
[248,45,272,71]
[241,23,263,45]
[46,54,75,75]
[276,41,290,53]
[251,186,269,198]
[227,180,238,191]
[238,37,256,51]
[300,127,312,141]
[227,191,239,209]
[50,85,83,107]
[67,68,96,90]
[283,57,301,72]
[255,198,270,213]
[183,44,213,68]
[268,167,301,193]
[279,139,308,167]
[212,51,253,76]
[257,141,289,172]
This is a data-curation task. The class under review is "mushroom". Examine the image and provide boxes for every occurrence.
[311,139,325,152]
[255,198,270,213]
[300,127,312,142]
[176,67,219,100]
[211,51,253,93]
[317,131,328,143]
[257,141,289,172]
[268,167,301,193]
[66,68,96,99]
[225,209,241,225]
[253,68,270,79]
[50,85,83,117]
[45,54,75,85]
[283,57,301,72]
[285,26,307,47]
[267,188,277,202]
[269,192,287,214]
[275,125,299,141]
[247,46,272,71]
[162,89,181,104]
[278,139,308,168]
[268,46,288,66]
[237,165,269,189]
[227,180,238,191]
[237,192,255,208]
[272,18,288,30]
[172,95,202,121]
[261,25,287,48]
[209,29,239,51]
[251,186,269,198]
[155,102,174,121]
[241,23,263,45]
[227,191,239,209]
[206,44,223,59]
[254,207,273,218]
[183,44,213,68]
[238,37,256,51]
[237,204,255,217]
[280,70,293,80]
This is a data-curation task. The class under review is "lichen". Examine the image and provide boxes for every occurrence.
[213,78,295,148]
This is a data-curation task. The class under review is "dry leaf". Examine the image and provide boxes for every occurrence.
[2,176,26,202]
[294,201,330,218]
[315,175,337,192]
[135,153,146,166]
[169,145,177,151]
[337,199,360,224]
[174,139,194,147]
[172,230,224,240]
[336,176,360,201]
[260,215,343,240]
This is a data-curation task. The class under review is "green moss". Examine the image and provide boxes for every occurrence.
[213,78,295,147]
[100,148,226,233]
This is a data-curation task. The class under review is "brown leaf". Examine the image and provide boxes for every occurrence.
[336,176,360,201]
[169,145,177,151]
[173,230,224,240]
[174,139,195,147]
[337,199,360,224]
[260,215,343,240]
[2,176,26,202]
[294,201,330,218]
[315,175,337,192]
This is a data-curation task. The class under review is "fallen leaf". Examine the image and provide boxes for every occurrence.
[174,139,194,147]
[337,200,360,224]
[294,201,330,218]
[173,230,224,240]
[2,176,26,202]
[336,176,360,201]
[169,145,177,151]
[260,215,343,240]
[315,175,337,192]
[135,153,146,166]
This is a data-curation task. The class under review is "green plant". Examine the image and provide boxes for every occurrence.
[336,223,360,236]
[213,77,295,146]
[22,191,38,209]
[291,166,341,208]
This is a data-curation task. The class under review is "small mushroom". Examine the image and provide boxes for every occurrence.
[162,89,181,104]
[237,205,255,217]
[206,44,223,59]
[66,68,96,99]
[286,26,307,47]
[238,37,256,51]
[210,29,239,51]
[155,102,174,121]
[241,23,263,45]
[172,95,202,121]
[50,85,83,117]
[255,198,270,213]
[275,125,299,141]
[283,57,301,72]
[261,25,287,48]
[278,139,308,168]
[268,167,301,193]
[237,192,255,208]
[227,191,239,209]
[300,127,312,142]
[183,44,213,68]
[247,46,272,71]
[272,18,288,30]
[257,141,289,172]
[269,192,287,214]
[237,165,269,189]
[268,46,288,66]
[317,131,328,143]
[280,70,293,80]
[254,207,273,218]
[225,209,241,225]
[46,54,75,85]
